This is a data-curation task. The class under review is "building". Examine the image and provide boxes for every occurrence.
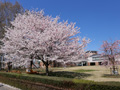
[86,50,98,57]
[76,51,105,66]
[87,54,104,66]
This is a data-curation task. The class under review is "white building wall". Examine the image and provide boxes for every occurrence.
[87,57,93,62]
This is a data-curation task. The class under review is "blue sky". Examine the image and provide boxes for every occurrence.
[10,0,120,51]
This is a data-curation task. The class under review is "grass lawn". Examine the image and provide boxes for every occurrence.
[2,65,120,82]
[103,74,120,78]
[1,66,120,90]
[73,69,96,73]
[35,65,120,82]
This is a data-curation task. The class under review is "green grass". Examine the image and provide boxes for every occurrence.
[73,69,96,73]
[103,74,120,78]
[73,78,120,86]
[2,65,120,82]
[1,66,120,89]
[1,72,72,81]
[1,72,120,90]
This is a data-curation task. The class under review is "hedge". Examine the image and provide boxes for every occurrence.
[0,72,120,90]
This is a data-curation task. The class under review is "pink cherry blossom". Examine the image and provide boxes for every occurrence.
[101,40,120,74]
[1,10,90,74]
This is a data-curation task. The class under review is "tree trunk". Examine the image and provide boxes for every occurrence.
[7,62,12,72]
[30,61,33,71]
[113,65,116,75]
[39,56,49,76]
[45,60,49,76]
[45,64,49,76]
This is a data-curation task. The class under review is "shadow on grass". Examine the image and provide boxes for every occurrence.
[73,69,96,73]
[103,74,120,78]
[39,71,91,79]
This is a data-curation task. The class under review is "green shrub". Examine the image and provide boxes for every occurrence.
[0,72,120,90]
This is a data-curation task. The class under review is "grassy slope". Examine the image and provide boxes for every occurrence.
[48,66,120,82]
[1,66,120,90]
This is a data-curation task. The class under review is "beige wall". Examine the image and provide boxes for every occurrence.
[95,62,99,66]
[87,62,101,66]
[87,62,90,66]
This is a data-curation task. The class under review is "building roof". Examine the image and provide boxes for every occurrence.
[89,54,101,57]
[86,50,97,53]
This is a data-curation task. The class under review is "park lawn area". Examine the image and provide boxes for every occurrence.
[1,66,120,90]
[47,65,120,82]
[73,69,96,73]
[32,65,120,82]
[1,65,120,83]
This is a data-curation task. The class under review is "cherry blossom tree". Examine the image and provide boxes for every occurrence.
[101,40,120,75]
[1,10,90,75]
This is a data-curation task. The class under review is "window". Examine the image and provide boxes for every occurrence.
[90,62,95,66]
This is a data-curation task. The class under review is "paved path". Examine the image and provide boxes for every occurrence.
[0,83,21,90]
